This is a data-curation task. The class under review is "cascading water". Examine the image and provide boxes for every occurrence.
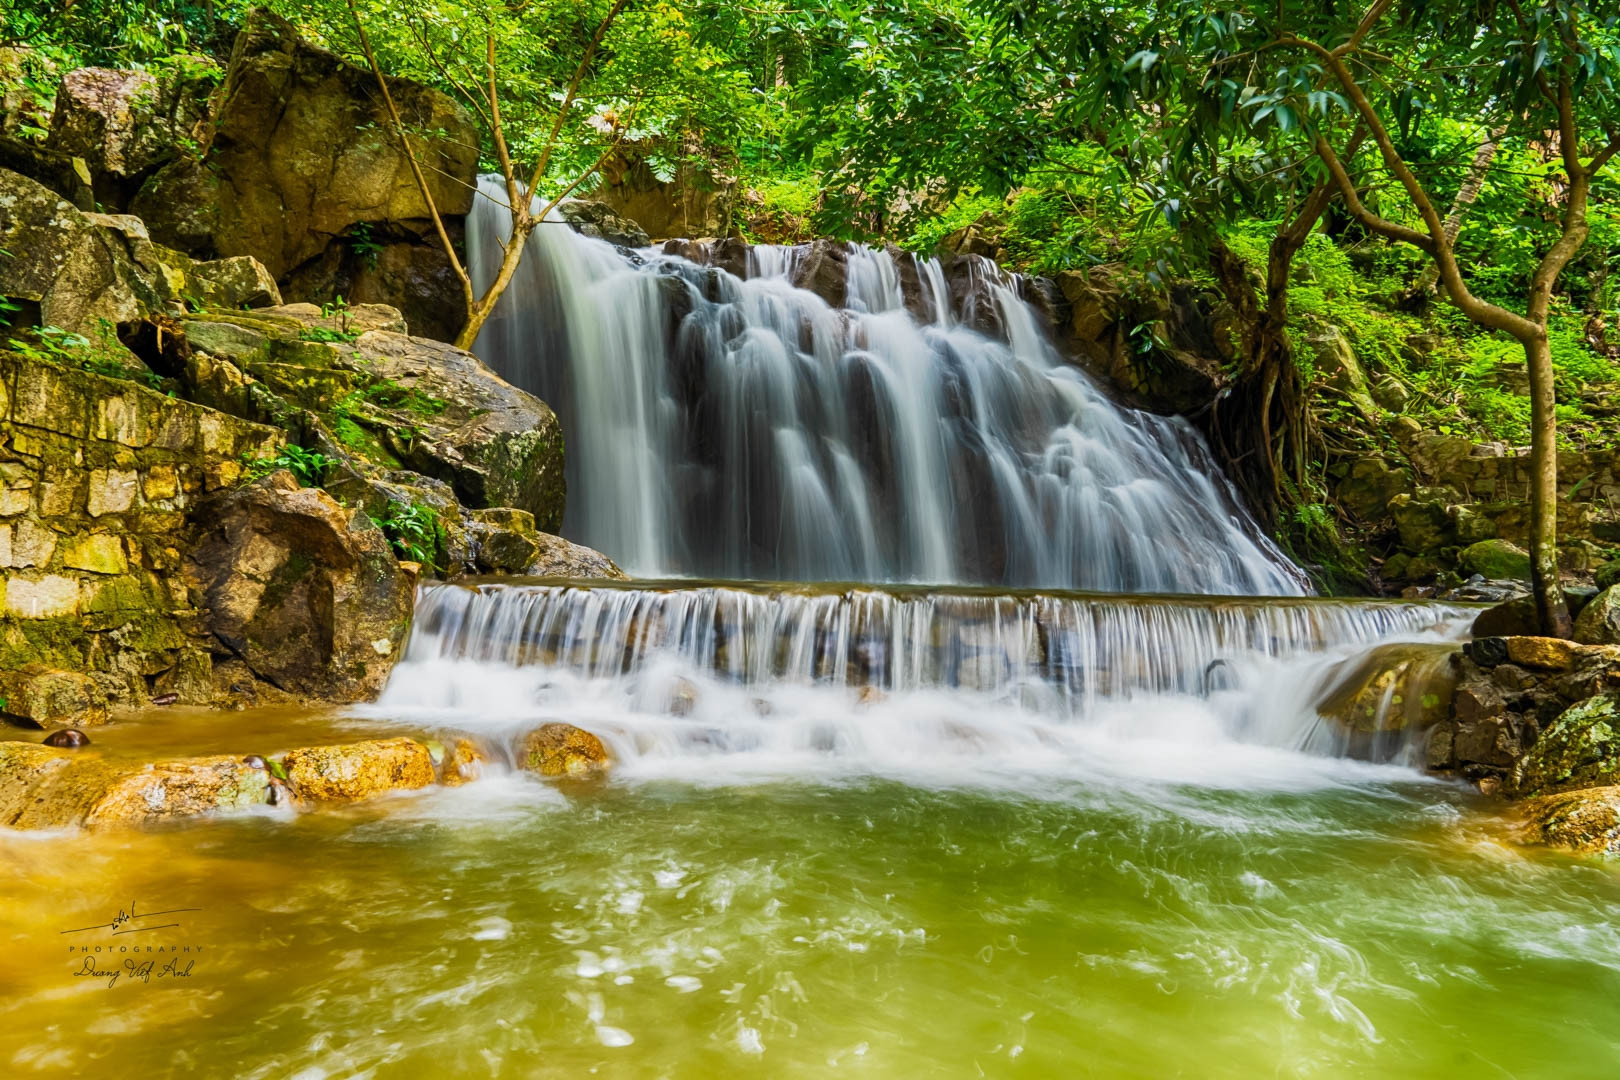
[377,581,1476,777]
[466,178,1305,594]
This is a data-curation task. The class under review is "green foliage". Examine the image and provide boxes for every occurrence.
[3,322,164,389]
[300,326,361,343]
[379,499,441,566]
[241,445,336,488]
[347,223,384,271]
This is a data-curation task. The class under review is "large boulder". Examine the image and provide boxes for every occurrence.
[48,66,214,192]
[592,146,735,240]
[790,239,851,308]
[181,305,568,530]
[557,199,651,248]
[182,470,413,701]
[0,168,281,335]
[1050,266,1228,416]
[130,10,478,339]
[1508,693,1620,798]
[0,167,166,334]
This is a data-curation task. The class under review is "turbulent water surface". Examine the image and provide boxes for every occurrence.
[3,725,1619,1078]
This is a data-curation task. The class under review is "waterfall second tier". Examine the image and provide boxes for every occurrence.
[377,581,1476,777]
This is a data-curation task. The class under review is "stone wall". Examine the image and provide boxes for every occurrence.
[0,352,283,715]
[1400,425,1620,510]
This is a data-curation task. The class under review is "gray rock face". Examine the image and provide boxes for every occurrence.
[0,167,281,335]
[0,167,165,333]
[183,470,413,702]
[345,328,568,531]
[557,199,652,248]
[49,66,213,184]
[175,304,568,532]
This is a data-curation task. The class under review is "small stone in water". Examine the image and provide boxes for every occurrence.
[242,755,267,770]
[595,1026,634,1048]
[151,693,179,706]
[42,729,89,748]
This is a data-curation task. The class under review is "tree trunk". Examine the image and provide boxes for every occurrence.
[1523,333,1572,637]
[1201,229,1317,527]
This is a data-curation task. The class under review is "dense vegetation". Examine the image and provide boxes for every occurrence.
[5,0,1620,626]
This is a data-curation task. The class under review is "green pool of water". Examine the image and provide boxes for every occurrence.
[1,763,1616,1078]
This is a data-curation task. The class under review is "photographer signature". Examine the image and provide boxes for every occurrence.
[60,899,201,936]
[73,955,197,989]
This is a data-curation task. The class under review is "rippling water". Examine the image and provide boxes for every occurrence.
[2,759,1617,1078]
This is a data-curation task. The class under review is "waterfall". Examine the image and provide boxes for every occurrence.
[465,179,1307,594]
[376,581,1475,772]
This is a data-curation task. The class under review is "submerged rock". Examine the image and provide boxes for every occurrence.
[42,728,90,748]
[1315,643,1458,739]
[520,723,609,778]
[1519,786,1620,856]
[280,738,436,802]
[439,737,488,786]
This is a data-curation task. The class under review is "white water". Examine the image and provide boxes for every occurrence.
[466,179,1305,594]
[378,582,1475,784]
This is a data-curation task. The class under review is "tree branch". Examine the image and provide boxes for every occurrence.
[521,0,631,205]
[344,0,474,314]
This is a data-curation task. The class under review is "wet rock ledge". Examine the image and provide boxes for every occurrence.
[0,722,608,831]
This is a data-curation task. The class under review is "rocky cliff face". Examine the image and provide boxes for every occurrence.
[0,158,616,715]
[6,10,479,342]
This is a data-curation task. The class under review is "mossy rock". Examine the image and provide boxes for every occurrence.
[1509,694,1620,797]
[1460,539,1532,582]
[1519,786,1620,856]
[1574,586,1620,647]
[1597,560,1620,592]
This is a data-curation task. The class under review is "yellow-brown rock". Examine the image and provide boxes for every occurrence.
[279,738,436,802]
[1315,643,1459,734]
[440,738,488,786]
[1505,637,1582,671]
[0,666,110,727]
[1518,786,1620,856]
[520,723,609,779]
[0,742,272,829]
[77,756,272,829]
